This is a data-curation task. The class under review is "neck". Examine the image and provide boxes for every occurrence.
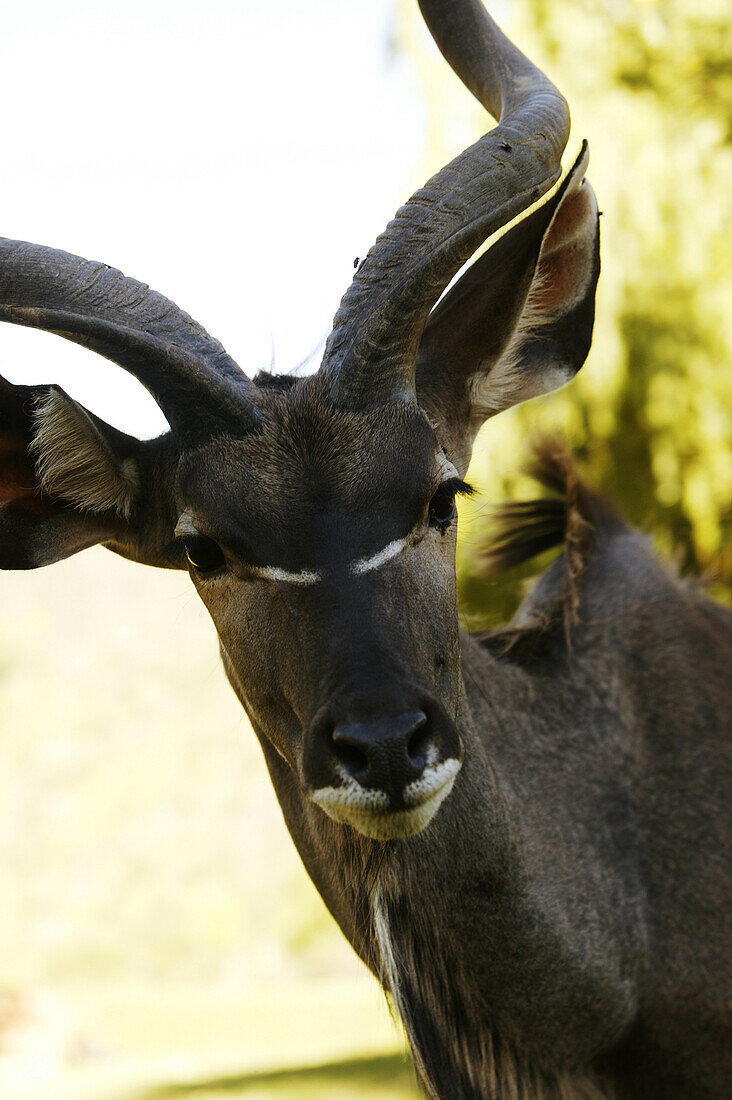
[252,633,644,1093]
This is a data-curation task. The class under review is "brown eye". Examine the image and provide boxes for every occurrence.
[429,484,457,531]
[184,535,226,577]
[428,477,473,533]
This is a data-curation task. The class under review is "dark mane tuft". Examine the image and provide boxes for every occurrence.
[478,438,611,641]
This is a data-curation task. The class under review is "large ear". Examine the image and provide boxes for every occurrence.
[0,375,182,570]
[416,144,600,472]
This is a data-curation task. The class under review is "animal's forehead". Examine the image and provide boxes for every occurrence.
[177,389,441,561]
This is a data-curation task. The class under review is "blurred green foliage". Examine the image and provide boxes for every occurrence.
[400,0,731,626]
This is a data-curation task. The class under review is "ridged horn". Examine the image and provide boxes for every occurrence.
[0,237,261,437]
[321,0,571,409]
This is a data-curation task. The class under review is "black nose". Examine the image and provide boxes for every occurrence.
[331,711,433,804]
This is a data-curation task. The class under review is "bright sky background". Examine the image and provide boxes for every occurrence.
[0,0,425,437]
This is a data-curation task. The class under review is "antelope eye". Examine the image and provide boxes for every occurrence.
[428,484,458,531]
[183,535,226,576]
[427,476,473,532]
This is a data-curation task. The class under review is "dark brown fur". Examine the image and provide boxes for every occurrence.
[478,438,618,651]
[1,3,729,1096]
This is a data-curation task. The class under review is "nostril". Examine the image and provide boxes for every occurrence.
[407,717,432,770]
[330,711,433,794]
[331,731,370,781]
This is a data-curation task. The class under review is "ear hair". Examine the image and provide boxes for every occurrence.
[29,389,139,520]
[470,160,599,423]
[415,144,599,479]
[469,262,555,419]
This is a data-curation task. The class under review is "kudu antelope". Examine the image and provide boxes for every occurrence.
[1,1,730,1096]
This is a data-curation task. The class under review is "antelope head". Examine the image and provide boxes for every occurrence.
[0,0,599,840]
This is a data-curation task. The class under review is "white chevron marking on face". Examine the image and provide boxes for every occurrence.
[351,537,409,576]
[251,535,412,584]
[248,531,415,584]
[249,564,323,585]
[178,459,458,586]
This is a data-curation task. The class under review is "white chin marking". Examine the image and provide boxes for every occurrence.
[311,759,461,840]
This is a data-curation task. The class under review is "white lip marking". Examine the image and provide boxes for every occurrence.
[311,757,461,840]
[311,770,390,816]
[402,758,460,807]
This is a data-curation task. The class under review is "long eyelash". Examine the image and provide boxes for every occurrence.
[443,477,475,498]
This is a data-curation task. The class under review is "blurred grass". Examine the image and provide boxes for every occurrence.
[138,1053,418,1100]
[0,551,339,989]
[0,551,411,1099]
[0,981,416,1100]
